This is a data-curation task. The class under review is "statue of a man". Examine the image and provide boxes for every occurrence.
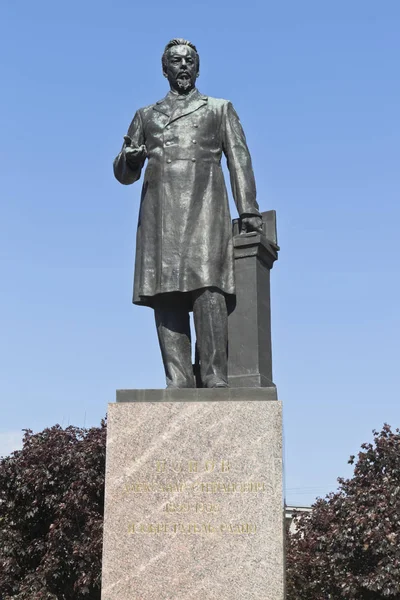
[114,38,262,389]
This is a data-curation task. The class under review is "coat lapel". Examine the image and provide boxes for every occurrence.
[153,93,175,117]
[169,90,208,124]
[153,89,208,124]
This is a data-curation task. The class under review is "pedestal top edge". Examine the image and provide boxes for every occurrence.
[115,387,278,403]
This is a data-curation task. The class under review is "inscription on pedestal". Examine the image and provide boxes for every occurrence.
[124,458,265,537]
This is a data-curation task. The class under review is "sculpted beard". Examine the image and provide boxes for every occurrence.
[176,72,193,91]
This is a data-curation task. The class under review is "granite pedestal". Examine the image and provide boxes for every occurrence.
[101,389,285,600]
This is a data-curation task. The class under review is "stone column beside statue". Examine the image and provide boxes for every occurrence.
[101,38,285,600]
[228,210,279,391]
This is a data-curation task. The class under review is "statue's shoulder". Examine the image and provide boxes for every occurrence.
[204,95,231,110]
[136,102,156,118]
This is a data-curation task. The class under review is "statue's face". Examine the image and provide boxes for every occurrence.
[164,45,198,94]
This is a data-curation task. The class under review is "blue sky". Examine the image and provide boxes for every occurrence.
[1,0,399,505]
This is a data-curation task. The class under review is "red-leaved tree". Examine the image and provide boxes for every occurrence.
[287,424,400,599]
[0,421,106,600]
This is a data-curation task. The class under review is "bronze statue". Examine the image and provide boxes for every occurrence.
[114,38,262,389]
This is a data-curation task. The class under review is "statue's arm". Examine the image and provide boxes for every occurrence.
[221,102,261,219]
[113,110,146,185]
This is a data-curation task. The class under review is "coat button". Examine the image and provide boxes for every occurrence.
[192,140,197,144]
[191,158,196,162]
[193,124,198,128]
[167,159,172,164]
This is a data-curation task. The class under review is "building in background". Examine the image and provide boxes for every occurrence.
[285,505,312,533]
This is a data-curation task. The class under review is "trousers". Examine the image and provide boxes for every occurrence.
[153,287,228,388]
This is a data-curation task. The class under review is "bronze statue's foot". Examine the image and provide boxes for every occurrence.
[204,377,229,389]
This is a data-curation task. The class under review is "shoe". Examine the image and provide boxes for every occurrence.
[204,376,229,388]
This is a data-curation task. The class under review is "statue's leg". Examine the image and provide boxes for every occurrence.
[153,293,195,389]
[192,287,228,388]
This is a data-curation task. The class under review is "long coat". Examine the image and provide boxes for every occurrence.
[113,88,260,307]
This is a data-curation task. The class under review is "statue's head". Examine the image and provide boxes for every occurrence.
[162,38,199,94]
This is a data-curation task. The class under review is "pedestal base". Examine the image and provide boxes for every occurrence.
[101,389,285,600]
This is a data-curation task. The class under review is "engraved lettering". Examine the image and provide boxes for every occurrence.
[170,461,183,473]
[195,502,219,513]
[160,481,186,493]
[164,502,190,513]
[204,460,215,473]
[124,482,154,493]
[219,523,257,534]
[221,460,230,472]
[156,460,166,473]
[127,522,257,535]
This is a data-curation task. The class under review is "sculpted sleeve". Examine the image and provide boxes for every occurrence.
[221,102,261,217]
[113,110,145,185]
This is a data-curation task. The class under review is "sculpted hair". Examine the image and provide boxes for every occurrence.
[162,38,200,74]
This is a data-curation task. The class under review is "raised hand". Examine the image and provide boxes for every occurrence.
[123,135,147,167]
